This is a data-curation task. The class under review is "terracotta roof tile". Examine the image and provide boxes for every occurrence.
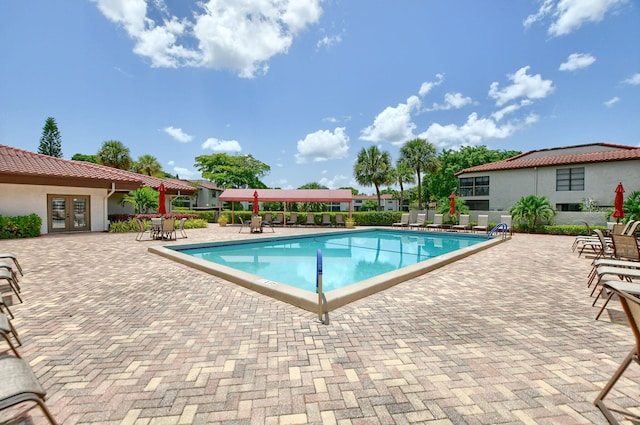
[0,144,196,195]
[457,144,640,175]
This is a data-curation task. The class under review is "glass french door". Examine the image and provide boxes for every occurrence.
[48,195,90,232]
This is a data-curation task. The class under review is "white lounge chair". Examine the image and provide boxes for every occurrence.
[409,213,426,230]
[473,215,489,233]
[392,214,410,228]
[452,214,470,232]
[426,214,444,231]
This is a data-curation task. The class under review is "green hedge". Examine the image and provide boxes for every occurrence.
[108,217,209,233]
[0,213,42,239]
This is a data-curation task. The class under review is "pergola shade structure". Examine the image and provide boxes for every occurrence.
[218,189,353,224]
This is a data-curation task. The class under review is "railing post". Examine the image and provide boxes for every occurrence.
[316,249,326,324]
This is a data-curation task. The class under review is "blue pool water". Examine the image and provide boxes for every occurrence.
[171,229,488,293]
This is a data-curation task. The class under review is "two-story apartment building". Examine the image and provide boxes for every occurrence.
[455,143,640,212]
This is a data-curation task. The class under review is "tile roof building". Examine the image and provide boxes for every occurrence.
[0,144,196,234]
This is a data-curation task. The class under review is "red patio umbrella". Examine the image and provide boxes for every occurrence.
[613,182,625,222]
[448,192,456,216]
[253,190,259,215]
[158,183,166,215]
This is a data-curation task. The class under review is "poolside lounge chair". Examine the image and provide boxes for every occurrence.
[500,215,513,235]
[626,220,640,236]
[0,354,59,424]
[0,260,20,286]
[335,213,345,227]
[272,213,284,226]
[473,215,489,233]
[250,216,263,233]
[0,254,22,276]
[0,269,21,304]
[305,213,316,226]
[392,214,410,228]
[593,234,640,319]
[287,213,298,226]
[426,214,444,231]
[322,213,332,227]
[452,214,470,232]
[594,282,640,424]
[409,213,426,230]
[262,213,273,226]
[237,217,251,233]
[0,312,21,358]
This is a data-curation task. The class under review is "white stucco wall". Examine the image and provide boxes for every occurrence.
[0,183,112,234]
[461,159,640,210]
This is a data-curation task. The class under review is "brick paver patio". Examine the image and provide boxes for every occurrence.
[1,226,639,424]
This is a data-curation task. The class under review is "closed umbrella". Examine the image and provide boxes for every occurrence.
[449,192,456,216]
[158,183,166,215]
[613,182,625,222]
[253,190,259,215]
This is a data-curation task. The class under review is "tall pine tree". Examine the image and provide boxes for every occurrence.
[38,117,63,158]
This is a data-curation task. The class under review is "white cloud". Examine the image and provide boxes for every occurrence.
[489,66,554,107]
[92,0,324,78]
[201,137,242,152]
[604,96,620,107]
[524,0,627,36]
[421,112,537,147]
[319,174,349,190]
[294,127,349,163]
[163,126,193,143]
[623,73,640,85]
[172,166,196,178]
[559,53,596,71]
[429,92,473,111]
[360,96,421,145]
[491,100,533,121]
[418,74,445,97]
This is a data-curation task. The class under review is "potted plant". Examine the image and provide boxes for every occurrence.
[345,217,356,229]
[218,215,229,227]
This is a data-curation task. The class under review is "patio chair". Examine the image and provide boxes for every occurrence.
[272,213,284,226]
[0,312,21,358]
[0,260,20,287]
[262,213,273,226]
[238,217,251,233]
[579,229,613,259]
[135,218,151,241]
[150,217,163,239]
[625,220,640,236]
[392,214,410,228]
[162,219,176,240]
[335,213,345,227]
[177,217,188,238]
[287,213,298,226]
[452,214,470,232]
[573,221,598,252]
[0,297,14,320]
[472,215,489,233]
[426,214,444,231]
[305,213,316,226]
[0,253,22,276]
[0,269,22,304]
[322,213,332,227]
[409,213,426,230]
[594,281,640,424]
[0,354,59,425]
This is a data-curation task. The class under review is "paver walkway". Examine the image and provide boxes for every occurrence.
[1,226,639,424]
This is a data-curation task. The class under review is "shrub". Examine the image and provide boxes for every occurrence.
[0,213,42,239]
[108,217,208,233]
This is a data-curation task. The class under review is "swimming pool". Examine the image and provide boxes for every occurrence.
[149,228,506,313]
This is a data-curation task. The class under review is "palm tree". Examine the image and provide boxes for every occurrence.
[509,195,556,231]
[133,154,163,177]
[353,146,393,211]
[394,158,415,211]
[97,140,132,170]
[399,138,439,209]
[120,187,159,214]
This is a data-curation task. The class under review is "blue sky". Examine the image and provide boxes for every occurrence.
[1,1,638,193]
